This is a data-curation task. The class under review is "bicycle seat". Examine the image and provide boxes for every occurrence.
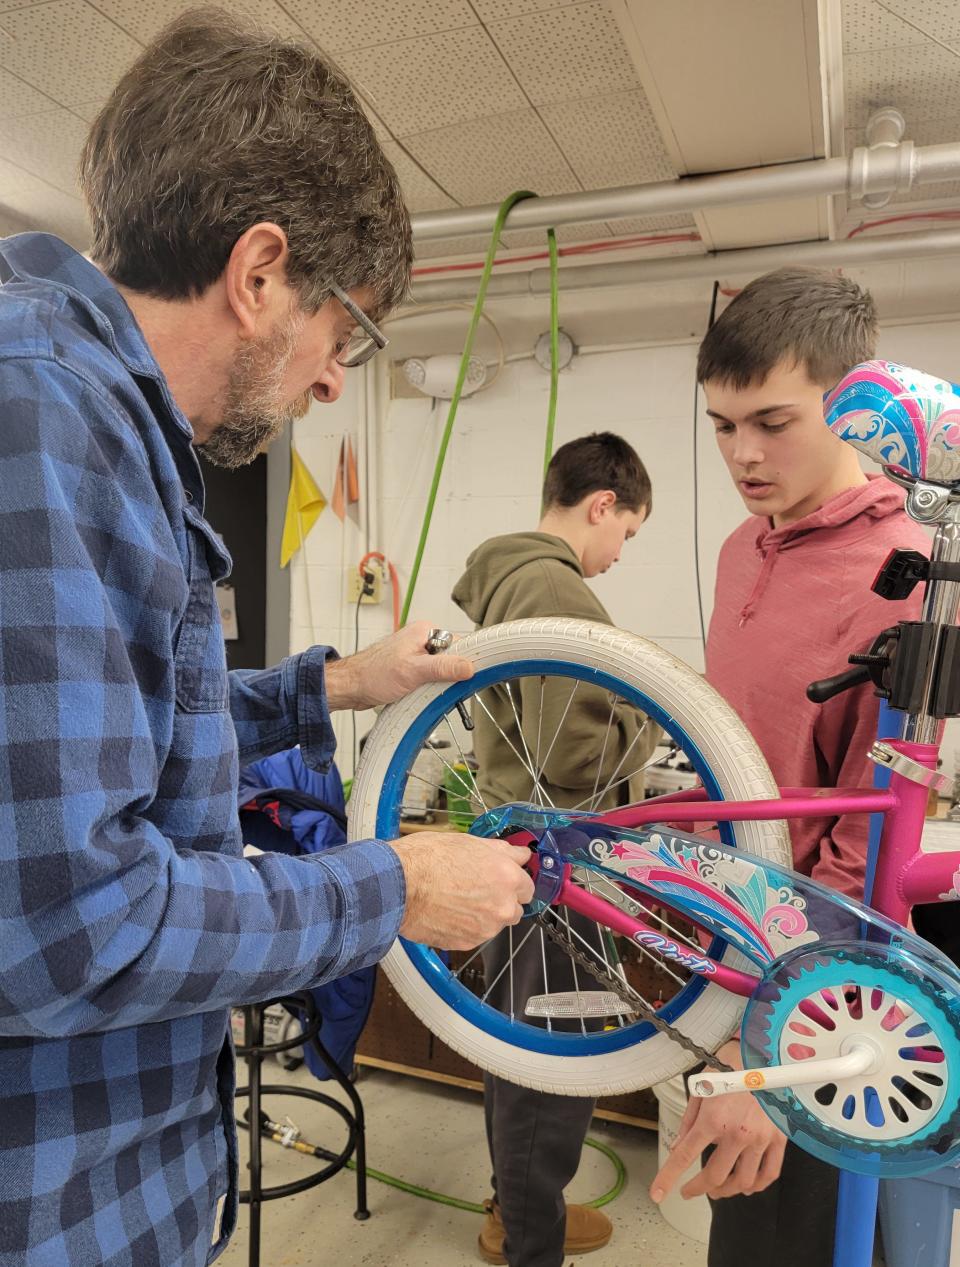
[824,359,960,486]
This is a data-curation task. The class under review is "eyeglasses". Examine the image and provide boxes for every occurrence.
[327,280,389,368]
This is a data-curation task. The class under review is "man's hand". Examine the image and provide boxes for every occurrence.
[389,833,535,950]
[650,1041,787,1203]
[325,621,472,712]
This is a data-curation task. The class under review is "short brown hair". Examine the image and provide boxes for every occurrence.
[696,266,878,390]
[543,432,652,516]
[79,7,411,318]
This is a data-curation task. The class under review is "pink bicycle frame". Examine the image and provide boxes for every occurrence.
[552,736,954,991]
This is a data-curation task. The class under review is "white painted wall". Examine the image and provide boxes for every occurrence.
[285,312,960,780]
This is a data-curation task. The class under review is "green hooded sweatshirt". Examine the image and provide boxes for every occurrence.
[451,532,659,811]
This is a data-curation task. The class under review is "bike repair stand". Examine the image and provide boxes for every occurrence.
[235,991,369,1267]
[832,698,897,1267]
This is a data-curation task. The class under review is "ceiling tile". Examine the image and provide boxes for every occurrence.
[869,0,960,44]
[0,107,87,193]
[471,0,583,18]
[841,0,927,53]
[380,139,457,213]
[280,0,477,52]
[338,27,526,135]
[844,45,960,126]
[70,99,103,123]
[0,64,58,118]
[540,90,676,188]
[88,0,306,44]
[0,0,141,107]
[0,156,88,245]
[401,109,578,206]
[487,2,639,106]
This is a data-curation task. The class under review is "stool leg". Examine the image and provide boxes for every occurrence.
[244,1007,265,1267]
[311,1033,370,1220]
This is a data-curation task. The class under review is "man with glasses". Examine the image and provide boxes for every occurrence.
[0,12,533,1266]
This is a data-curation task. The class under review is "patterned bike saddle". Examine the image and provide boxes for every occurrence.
[824,359,960,486]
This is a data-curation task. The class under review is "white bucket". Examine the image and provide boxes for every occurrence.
[652,1074,712,1244]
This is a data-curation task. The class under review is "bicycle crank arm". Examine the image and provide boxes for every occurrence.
[688,1041,880,1098]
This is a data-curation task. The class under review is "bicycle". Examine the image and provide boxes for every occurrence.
[350,358,960,1183]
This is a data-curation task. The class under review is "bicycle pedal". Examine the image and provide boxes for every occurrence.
[524,990,634,1019]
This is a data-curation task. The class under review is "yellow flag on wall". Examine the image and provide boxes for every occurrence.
[280,448,327,567]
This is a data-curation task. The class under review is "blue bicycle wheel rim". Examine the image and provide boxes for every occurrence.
[376,657,738,1057]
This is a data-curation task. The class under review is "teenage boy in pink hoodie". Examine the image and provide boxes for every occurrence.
[651,267,930,1267]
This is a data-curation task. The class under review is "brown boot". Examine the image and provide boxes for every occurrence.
[477,1199,613,1263]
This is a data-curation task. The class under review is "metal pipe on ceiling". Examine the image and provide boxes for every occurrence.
[410,140,960,242]
[409,226,960,304]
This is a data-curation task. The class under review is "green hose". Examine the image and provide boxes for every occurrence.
[399,190,537,627]
[345,1134,626,1213]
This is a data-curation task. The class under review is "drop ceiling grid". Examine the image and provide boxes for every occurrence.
[337,27,528,136]
[871,0,960,45]
[841,0,928,53]
[471,0,585,19]
[485,2,641,106]
[844,44,960,128]
[0,65,59,119]
[0,108,88,193]
[400,109,580,207]
[380,141,457,214]
[539,90,677,188]
[279,0,478,52]
[87,0,306,44]
[0,0,141,106]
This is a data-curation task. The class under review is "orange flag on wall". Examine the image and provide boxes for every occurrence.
[331,436,360,521]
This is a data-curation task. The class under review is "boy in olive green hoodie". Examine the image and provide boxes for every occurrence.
[452,432,656,1267]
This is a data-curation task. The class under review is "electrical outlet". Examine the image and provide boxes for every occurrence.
[346,567,382,604]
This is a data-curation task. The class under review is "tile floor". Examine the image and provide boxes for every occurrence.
[219,1060,889,1267]
[219,1061,709,1267]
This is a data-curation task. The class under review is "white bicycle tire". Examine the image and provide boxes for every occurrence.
[350,618,791,1095]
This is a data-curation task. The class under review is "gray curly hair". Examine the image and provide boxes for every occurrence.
[79,7,411,319]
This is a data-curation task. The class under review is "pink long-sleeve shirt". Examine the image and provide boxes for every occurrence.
[705,476,930,898]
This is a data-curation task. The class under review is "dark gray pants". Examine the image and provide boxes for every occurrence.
[706,1140,840,1267]
[482,915,602,1267]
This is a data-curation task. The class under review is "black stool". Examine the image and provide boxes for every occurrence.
[235,991,369,1267]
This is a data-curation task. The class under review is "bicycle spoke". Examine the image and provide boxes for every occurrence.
[532,679,581,791]
[503,680,549,806]
[569,740,662,812]
[473,689,555,807]
[442,715,487,813]
[578,717,654,812]
[431,742,487,812]
[589,695,619,811]
[481,922,539,1003]
[538,923,552,1033]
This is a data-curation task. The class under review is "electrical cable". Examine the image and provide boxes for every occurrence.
[693,280,721,651]
[358,551,402,632]
[399,189,538,626]
[542,226,560,479]
[410,230,701,278]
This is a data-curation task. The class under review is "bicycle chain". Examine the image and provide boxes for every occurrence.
[536,911,733,1072]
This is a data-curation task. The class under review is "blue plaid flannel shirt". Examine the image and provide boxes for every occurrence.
[0,234,405,1266]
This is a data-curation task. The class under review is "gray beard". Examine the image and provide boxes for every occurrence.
[199,311,308,469]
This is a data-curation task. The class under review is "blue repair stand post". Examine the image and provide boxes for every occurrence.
[831,699,899,1267]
